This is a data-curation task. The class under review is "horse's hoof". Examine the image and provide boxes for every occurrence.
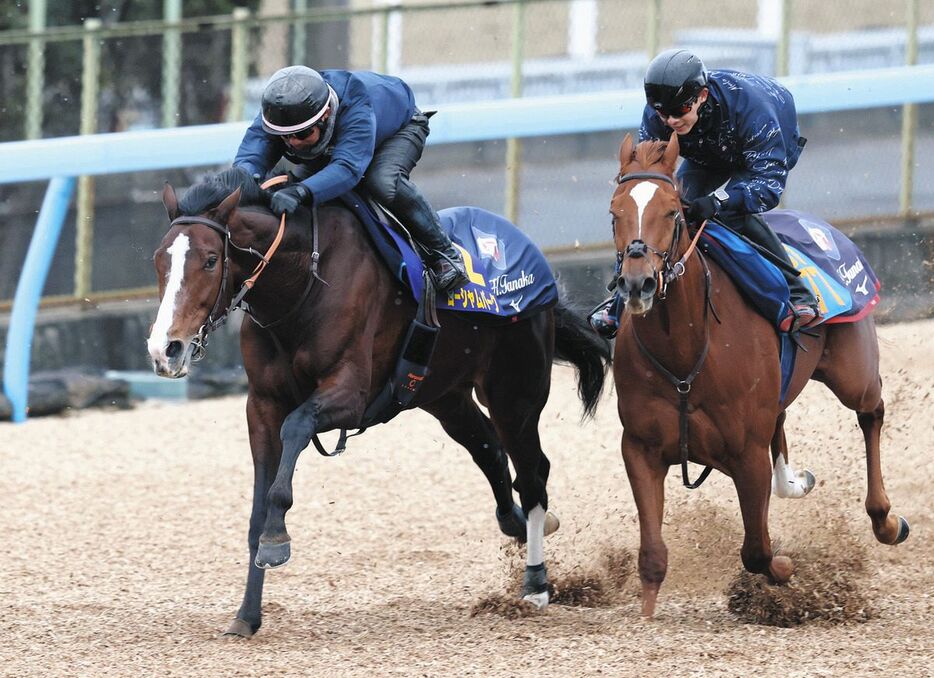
[768,555,794,583]
[544,511,560,536]
[521,562,548,607]
[496,504,526,540]
[522,590,549,610]
[800,469,816,494]
[255,540,291,569]
[892,515,910,545]
[773,468,816,499]
[223,618,255,638]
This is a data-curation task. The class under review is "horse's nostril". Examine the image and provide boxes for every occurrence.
[165,340,183,359]
[642,277,658,296]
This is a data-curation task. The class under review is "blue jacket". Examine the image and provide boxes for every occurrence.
[234,70,417,203]
[640,69,804,214]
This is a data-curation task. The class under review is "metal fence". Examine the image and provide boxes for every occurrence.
[0,0,931,308]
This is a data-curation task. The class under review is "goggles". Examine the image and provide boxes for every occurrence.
[652,96,698,119]
[283,113,329,141]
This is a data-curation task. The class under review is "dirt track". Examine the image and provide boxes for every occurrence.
[2,319,932,677]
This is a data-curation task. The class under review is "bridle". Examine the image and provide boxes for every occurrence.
[168,202,324,361]
[614,169,715,489]
[613,171,705,300]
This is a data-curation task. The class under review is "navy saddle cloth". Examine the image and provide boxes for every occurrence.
[338,192,558,319]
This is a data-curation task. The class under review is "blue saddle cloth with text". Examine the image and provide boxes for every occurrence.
[338,192,558,319]
[696,209,881,403]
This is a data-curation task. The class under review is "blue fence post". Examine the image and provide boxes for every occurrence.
[2,176,77,423]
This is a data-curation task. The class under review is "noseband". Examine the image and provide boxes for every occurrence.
[614,171,703,299]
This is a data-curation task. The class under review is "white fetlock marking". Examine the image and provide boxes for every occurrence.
[526,505,545,566]
[523,590,549,610]
[772,455,816,499]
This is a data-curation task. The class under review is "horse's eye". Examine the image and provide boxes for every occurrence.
[204,255,218,271]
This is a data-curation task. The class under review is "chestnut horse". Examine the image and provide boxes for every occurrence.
[147,168,610,636]
[609,135,909,616]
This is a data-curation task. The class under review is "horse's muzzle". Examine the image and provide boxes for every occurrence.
[618,272,658,314]
[149,338,194,378]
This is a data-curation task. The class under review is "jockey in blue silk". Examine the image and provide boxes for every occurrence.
[590,49,822,337]
[234,65,469,293]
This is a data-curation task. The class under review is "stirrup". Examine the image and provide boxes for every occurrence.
[779,303,820,333]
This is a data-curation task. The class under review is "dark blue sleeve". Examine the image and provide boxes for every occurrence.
[300,76,377,203]
[639,105,670,142]
[233,113,284,177]
[723,102,789,213]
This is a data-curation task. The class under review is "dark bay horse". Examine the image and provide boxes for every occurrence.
[609,135,909,616]
[147,168,610,636]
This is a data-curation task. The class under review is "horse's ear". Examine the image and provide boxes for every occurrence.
[619,133,635,170]
[162,182,179,221]
[662,133,680,174]
[214,187,242,224]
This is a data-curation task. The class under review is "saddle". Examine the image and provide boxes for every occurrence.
[697,210,881,403]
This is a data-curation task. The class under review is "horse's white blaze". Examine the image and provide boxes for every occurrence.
[772,454,816,499]
[147,233,190,359]
[629,181,659,239]
[526,504,545,567]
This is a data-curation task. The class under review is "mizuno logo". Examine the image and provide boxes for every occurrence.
[855,275,869,296]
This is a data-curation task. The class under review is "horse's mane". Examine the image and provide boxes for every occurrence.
[178,166,269,215]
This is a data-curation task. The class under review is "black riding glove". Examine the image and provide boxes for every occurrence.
[686,194,719,224]
[270,183,313,216]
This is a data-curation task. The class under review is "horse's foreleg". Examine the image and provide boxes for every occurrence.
[621,436,668,617]
[770,411,816,499]
[858,400,910,545]
[255,395,320,569]
[226,395,285,638]
[732,450,793,583]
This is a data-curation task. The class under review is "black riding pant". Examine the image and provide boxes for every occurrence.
[677,161,815,305]
[362,112,451,253]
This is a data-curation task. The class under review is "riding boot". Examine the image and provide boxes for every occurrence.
[391,178,469,292]
[729,213,822,331]
[588,296,621,339]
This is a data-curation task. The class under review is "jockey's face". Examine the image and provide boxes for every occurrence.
[284,108,330,151]
[657,88,707,136]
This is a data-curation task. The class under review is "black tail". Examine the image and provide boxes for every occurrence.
[553,301,612,418]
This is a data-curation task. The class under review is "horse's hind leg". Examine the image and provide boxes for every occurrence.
[770,410,816,499]
[818,320,909,545]
[857,400,909,544]
[422,389,526,539]
[485,315,554,608]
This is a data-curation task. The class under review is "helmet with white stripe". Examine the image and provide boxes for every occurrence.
[260,66,331,136]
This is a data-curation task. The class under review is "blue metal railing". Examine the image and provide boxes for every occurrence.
[3,64,934,421]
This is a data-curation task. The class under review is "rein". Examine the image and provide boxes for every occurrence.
[616,170,714,488]
[169,184,325,360]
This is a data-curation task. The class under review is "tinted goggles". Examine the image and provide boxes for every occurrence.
[652,96,698,119]
[283,113,328,140]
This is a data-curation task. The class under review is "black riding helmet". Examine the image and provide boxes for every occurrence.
[261,65,331,136]
[644,49,708,116]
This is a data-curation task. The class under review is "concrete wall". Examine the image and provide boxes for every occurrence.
[1,225,931,376]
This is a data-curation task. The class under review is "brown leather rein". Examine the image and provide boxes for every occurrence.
[615,170,715,489]
[168,176,324,361]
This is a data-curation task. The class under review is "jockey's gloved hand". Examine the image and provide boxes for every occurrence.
[686,194,720,224]
[271,183,313,216]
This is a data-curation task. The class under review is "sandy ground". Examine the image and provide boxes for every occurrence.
[2,319,932,677]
